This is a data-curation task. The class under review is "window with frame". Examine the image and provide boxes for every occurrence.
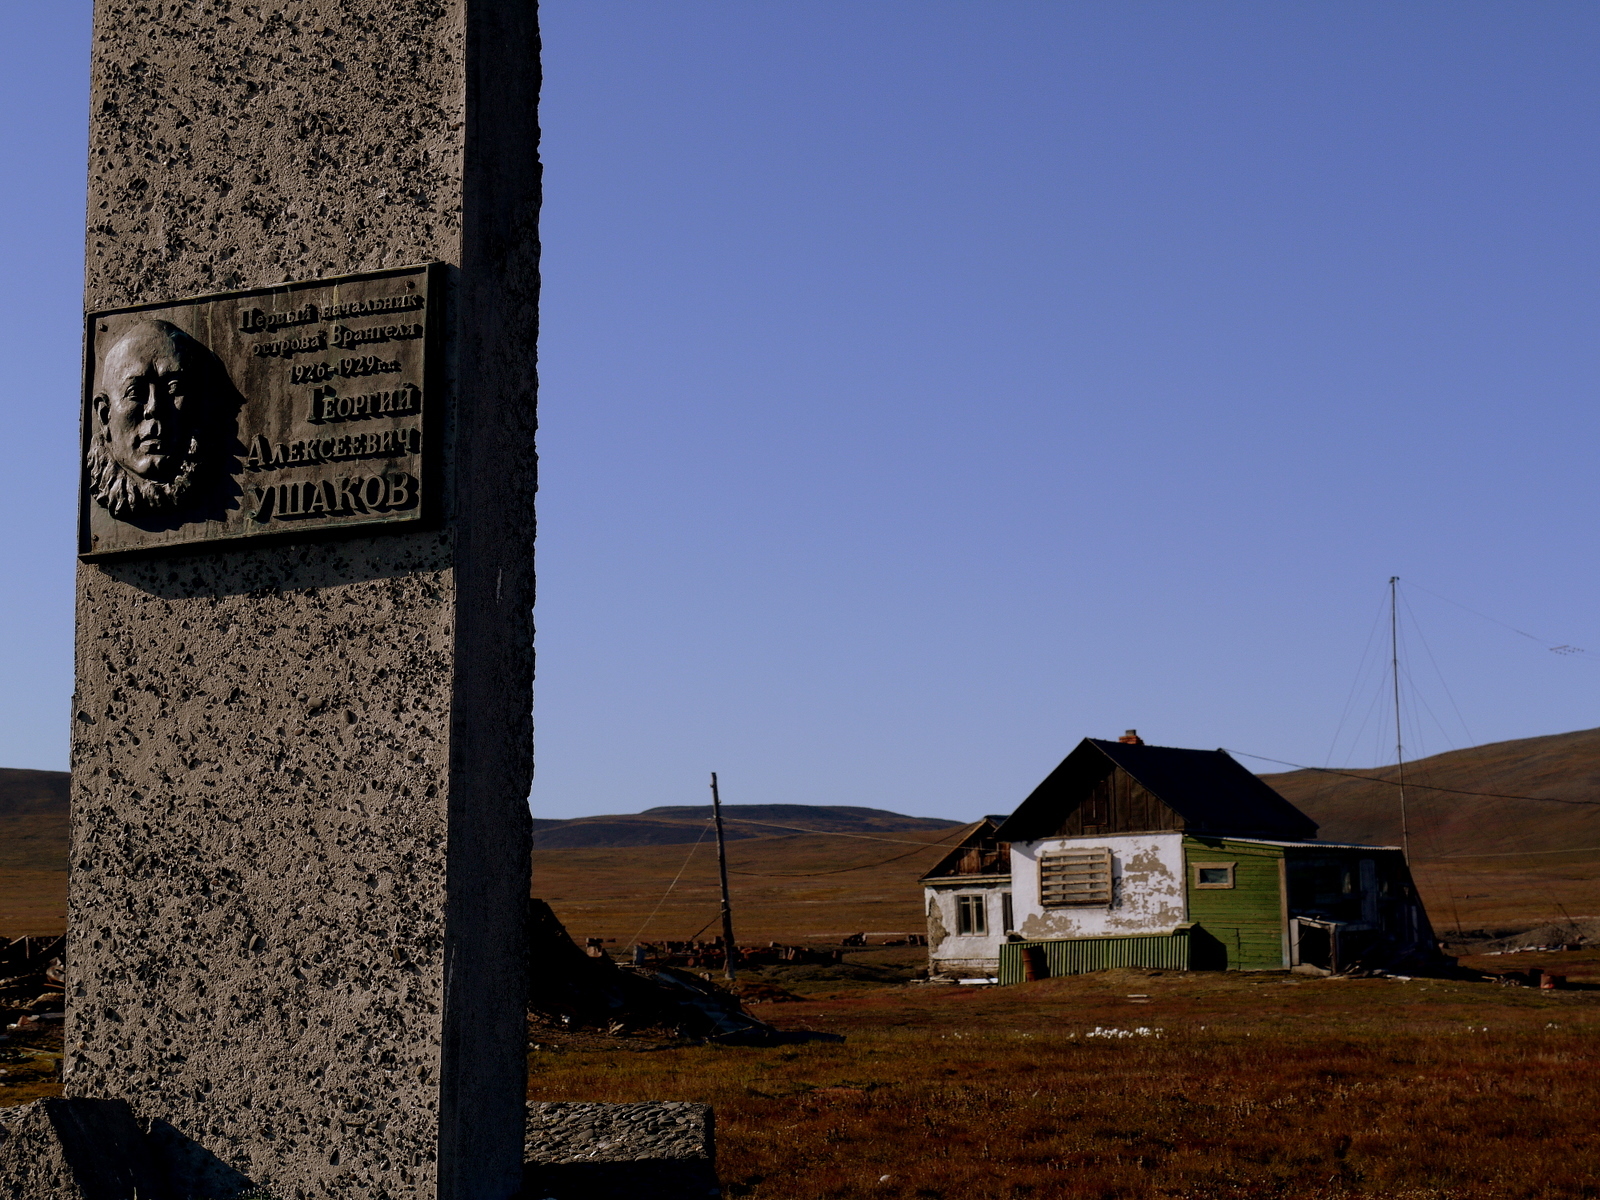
[1001,891,1014,934]
[1039,849,1113,907]
[955,894,988,936]
[1193,861,1236,889]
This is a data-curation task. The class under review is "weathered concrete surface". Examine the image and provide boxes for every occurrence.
[523,1103,718,1200]
[68,3,539,1198]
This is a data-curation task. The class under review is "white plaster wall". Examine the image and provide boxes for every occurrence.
[924,881,1010,975]
[1010,833,1186,941]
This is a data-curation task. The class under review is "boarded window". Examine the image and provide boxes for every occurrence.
[1193,861,1236,889]
[1039,849,1113,907]
[956,894,988,935]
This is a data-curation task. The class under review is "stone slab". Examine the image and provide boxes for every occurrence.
[523,1103,719,1200]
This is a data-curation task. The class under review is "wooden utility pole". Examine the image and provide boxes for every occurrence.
[710,772,738,981]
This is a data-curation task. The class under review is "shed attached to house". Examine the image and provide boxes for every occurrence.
[920,817,1012,978]
[990,736,1441,980]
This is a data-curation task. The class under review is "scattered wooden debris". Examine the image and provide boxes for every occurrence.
[0,937,64,1029]
[529,901,785,1044]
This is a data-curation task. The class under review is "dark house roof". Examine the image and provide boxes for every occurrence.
[994,739,1319,843]
[918,817,1012,882]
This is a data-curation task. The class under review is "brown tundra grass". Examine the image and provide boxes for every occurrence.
[528,964,1600,1200]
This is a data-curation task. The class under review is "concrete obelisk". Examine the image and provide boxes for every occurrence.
[64,2,539,1196]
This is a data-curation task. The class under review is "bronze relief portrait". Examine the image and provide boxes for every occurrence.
[87,319,239,522]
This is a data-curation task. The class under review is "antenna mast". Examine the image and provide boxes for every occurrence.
[710,772,738,981]
[1390,576,1410,861]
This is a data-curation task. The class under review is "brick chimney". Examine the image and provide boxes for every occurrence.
[1118,729,1144,745]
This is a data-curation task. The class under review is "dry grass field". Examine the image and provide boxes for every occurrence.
[0,870,67,939]
[5,811,1596,949]
[0,1023,62,1110]
[1411,849,1600,934]
[0,769,68,938]
[7,737,1600,1194]
[8,960,1600,1197]
[532,825,969,947]
[528,962,1600,1199]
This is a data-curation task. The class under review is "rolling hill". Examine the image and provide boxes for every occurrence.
[1263,726,1600,857]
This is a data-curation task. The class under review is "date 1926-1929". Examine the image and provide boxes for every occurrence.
[291,356,403,383]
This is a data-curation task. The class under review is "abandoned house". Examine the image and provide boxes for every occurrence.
[919,816,1012,977]
[923,732,1442,982]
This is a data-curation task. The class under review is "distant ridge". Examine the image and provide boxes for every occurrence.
[0,769,68,819]
[532,804,956,849]
[0,774,956,853]
[0,769,70,875]
[644,804,955,832]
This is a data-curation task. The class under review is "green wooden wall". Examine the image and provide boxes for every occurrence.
[1183,837,1286,970]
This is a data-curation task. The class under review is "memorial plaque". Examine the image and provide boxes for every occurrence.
[79,262,440,558]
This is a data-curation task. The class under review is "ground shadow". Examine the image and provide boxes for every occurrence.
[522,1158,720,1200]
[45,1098,169,1200]
[145,1118,258,1199]
[1187,926,1229,971]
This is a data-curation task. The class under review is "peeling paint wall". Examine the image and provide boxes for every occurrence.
[923,881,1010,976]
[1011,834,1185,941]
[926,896,950,953]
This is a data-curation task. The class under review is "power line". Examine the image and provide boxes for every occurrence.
[683,911,723,942]
[1227,749,1600,807]
[1404,579,1596,658]
[1420,845,1600,860]
[727,826,972,878]
[625,819,714,949]
[716,816,964,847]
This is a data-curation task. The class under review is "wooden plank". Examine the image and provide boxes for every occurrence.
[1040,849,1112,906]
[1184,836,1287,969]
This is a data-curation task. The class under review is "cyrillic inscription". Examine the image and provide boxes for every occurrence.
[80,263,439,557]
[244,427,421,468]
[307,382,420,423]
[251,473,418,521]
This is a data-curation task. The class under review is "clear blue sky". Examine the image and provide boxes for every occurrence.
[6,3,1600,821]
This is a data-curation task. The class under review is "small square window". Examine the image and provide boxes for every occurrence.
[956,894,988,936]
[1193,862,1236,889]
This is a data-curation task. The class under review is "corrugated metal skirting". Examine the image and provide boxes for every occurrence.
[998,930,1191,984]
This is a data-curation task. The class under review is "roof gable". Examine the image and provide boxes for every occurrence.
[919,818,1011,881]
[994,739,1318,842]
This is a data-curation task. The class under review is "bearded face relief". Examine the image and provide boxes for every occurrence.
[88,320,225,519]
